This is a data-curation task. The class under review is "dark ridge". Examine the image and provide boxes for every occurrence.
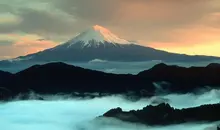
[149,63,168,69]
[206,63,220,68]
[0,62,152,100]
[138,63,220,93]
[0,70,12,79]
[0,70,13,87]
[16,62,106,76]
[0,71,14,100]
[102,103,220,126]
[1,62,220,100]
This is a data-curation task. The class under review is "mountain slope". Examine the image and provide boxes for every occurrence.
[102,103,220,126]
[1,62,220,100]
[2,25,220,63]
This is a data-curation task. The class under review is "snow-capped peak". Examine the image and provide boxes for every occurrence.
[67,25,131,48]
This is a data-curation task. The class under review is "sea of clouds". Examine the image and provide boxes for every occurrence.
[0,88,220,130]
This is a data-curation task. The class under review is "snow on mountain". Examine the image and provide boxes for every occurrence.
[65,25,131,48]
[1,25,219,64]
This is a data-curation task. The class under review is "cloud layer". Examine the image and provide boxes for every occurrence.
[1,89,220,130]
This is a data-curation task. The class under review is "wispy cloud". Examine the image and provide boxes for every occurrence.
[0,34,57,59]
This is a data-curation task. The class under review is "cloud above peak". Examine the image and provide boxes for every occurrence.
[0,34,57,59]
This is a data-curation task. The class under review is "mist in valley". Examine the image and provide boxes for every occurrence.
[1,60,220,74]
[0,88,220,130]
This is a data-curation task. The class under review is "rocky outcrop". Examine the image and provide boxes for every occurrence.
[102,103,220,126]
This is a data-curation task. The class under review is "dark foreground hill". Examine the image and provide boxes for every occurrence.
[1,62,220,100]
[101,103,220,126]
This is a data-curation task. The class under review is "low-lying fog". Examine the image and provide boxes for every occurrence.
[1,60,220,74]
[1,89,220,130]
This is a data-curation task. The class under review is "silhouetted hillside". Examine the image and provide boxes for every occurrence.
[1,62,220,100]
[0,71,12,82]
[138,63,220,93]
[102,103,220,126]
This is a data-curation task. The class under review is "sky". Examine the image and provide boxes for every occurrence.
[0,0,220,59]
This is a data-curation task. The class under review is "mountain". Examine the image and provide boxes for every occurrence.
[0,70,12,83]
[1,25,219,64]
[1,62,220,100]
[101,103,220,126]
[0,62,152,100]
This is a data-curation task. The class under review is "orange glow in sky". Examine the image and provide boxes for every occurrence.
[0,0,220,58]
[148,42,220,57]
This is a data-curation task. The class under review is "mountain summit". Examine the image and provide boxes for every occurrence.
[1,25,220,63]
[56,25,131,49]
[71,25,129,45]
